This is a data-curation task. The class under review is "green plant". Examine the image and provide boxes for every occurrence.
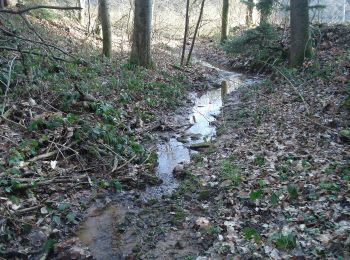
[270,232,297,250]
[270,192,279,205]
[254,155,266,167]
[206,226,222,236]
[242,227,261,243]
[250,189,263,201]
[320,182,339,192]
[111,179,123,192]
[220,157,241,186]
[287,184,299,201]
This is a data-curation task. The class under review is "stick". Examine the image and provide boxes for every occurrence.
[0,5,82,15]
[186,0,206,66]
[180,0,190,66]
[1,56,17,116]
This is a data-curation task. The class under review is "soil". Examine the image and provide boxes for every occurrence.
[1,15,349,260]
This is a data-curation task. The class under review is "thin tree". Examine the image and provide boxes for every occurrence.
[257,0,273,25]
[245,0,254,26]
[221,0,229,44]
[130,0,153,67]
[290,0,311,67]
[99,0,112,58]
[186,0,206,66]
[77,0,85,23]
[343,0,347,23]
[181,0,190,66]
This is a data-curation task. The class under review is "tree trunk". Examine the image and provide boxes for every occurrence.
[221,0,229,43]
[290,0,311,67]
[99,0,112,58]
[186,0,206,66]
[181,0,190,66]
[77,0,85,24]
[258,0,273,25]
[1,0,12,8]
[130,0,153,67]
[245,0,254,26]
[260,10,268,24]
[343,0,347,23]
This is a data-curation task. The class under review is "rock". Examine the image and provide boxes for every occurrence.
[69,246,89,259]
[175,240,185,249]
[196,217,210,229]
[220,180,233,188]
[160,135,170,142]
[28,230,47,249]
[190,133,202,141]
[176,136,188,143]
[55,238,92,260]
[173,165,186,179]
[189,142,211,151]
[339,130,350,143]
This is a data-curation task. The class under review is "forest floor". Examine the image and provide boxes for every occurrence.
[89,25,349,259]
[0,13,349,260]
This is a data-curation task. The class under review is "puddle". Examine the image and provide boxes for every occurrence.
[77,61,257,259]
[143,61,256,199]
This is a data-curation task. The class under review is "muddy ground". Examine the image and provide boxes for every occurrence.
[71,26,350,259]
[1,17,349,259]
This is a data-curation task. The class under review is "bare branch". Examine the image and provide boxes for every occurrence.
[0,5,82,15]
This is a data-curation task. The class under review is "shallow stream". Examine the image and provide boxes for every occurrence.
[77,61,256,259]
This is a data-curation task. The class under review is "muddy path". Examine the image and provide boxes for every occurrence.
[75,60,258,259]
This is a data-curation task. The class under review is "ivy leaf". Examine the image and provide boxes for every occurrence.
[66,212,77,224]
[270,192,279,205]
[42,239,57,253]
[250,189,263,201]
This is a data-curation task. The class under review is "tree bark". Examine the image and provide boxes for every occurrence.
[181,0,190,66]
[130,0,153,67]
[343,0,347,23]
[221,0,229,43]
[186,0,206,66]
[245,0,254,26]
[77,0,85,23]
[99,0,112,58]
[290,0,311,67]
[1,0,14,8]
[258,0,273,25]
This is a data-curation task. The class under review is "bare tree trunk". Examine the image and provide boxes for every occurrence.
[290,0,311,67]
[221,0,229,43]
[77,0,85,24]
[258,0,273,25]
[1,0,12,8]
[130,0,153,67]
[343,0,347,23]
[181,0,190,66]
[99,0,112,58]
[245,0,254,26]
[186,0,206,66]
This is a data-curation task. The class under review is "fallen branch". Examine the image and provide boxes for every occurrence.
[0,5,82,15]
[0,46,69,62]
[188,142,211,150]
[14,205,41,215]
[12,175,88,190]
[74,84,97,102]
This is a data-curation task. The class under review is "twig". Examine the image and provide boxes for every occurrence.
[0,46,68,62]
[0,134,18,146]
[264,61,311,115]
[1,56,17,116]
[0,115,27,130]
[14,205,41,215]
[0,27,74,58]
[114,154,137,171]
[0,5,82,15]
